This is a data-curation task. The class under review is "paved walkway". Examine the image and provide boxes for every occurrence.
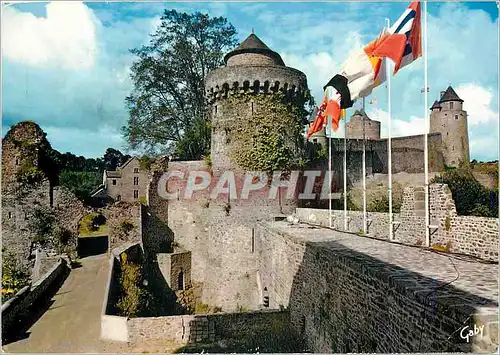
[2,253,182,353]
[270,221,498,310]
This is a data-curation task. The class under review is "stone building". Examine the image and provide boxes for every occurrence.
[205,33,307,171]
[306,86,470,186]
[429,86,470,167]
[346,109,381,140]
[145,33,309,311]
[93,157,149,203]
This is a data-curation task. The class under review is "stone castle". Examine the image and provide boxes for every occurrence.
[2,33,498,354]
[309,86,470,185]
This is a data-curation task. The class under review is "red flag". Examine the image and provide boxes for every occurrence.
[370,1,422,74]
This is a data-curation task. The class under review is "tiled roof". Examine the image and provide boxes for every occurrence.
[439,86,463,103]
[223,33,285,66]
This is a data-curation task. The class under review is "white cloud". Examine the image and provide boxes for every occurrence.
[366,108,425,138]
[44,124,127,157]
[456,83,498,125]
[1,2,98,69]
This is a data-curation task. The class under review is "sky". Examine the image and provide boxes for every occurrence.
[1,1,499,161]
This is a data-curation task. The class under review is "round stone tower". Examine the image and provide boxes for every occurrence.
[346,109,381,140]
[205,33,308,171]
[429,86,470,167]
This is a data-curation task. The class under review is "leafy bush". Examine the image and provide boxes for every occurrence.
[433,166,498,217]
[367,194,402,213]
[139,155,153,170]
[116,253,143,317]
[2,249,30,301]
[119,220,135,234]
[16,162,45,185]
[28,206,56,245]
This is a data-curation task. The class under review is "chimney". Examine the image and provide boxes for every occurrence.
[440,91,445,99]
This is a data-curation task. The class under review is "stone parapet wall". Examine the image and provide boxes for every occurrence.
[255,221,498,353]
[2,258,70,340]
[295,183,499,261]
[127,309,290,345]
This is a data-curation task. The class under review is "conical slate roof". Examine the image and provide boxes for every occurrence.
[223,33,285,66]
[439,86,463,103]
[352,109,370,119]
[430,100,441,110]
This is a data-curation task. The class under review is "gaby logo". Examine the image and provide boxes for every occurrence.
[157,170,342,201]
[460,324,485,343]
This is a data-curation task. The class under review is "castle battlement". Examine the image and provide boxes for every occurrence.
[205,65,307,103]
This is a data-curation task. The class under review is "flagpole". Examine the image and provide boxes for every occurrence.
[344,110,348,231]
[328,113,332,228]
[362,98,367,235]
[423,0,430,247]
[386,18,394,241]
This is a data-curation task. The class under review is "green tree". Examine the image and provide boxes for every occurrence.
[58,170,102,204]
[433,166,498,217]
[122,10,238,159]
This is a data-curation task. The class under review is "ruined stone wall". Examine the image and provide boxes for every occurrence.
[255,221,497,353]
[53,185,88,239]
[157,249,192,292]
[2,180,52,263]
[103,202,142,250]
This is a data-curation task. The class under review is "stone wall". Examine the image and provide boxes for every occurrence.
[2,180,52,264]
[2,257,70,340]
[255,221,498,353]
[103,202,142,250]
[327,133,444,188]
[127,309,291,345]
[157,249,192,292]
[143,173,173,255]
[294,183,499,262]
[151,160,299,311]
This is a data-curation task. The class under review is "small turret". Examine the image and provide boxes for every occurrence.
[346,109,381,140]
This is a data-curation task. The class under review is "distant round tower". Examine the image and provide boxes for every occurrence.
[429,86,470,167]
[346,109,381,140]
[205,33,308,171]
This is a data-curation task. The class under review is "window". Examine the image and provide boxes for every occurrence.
[117,195,121,201]
[214,105,217,115]
[134,190,139,198]
[251,229,255,253]
[134,168,139,173]
[178,271,184,290]
[15,159,19,166]
[450,102,454,109]
[134,177,139,185]
[112,179,117,185]
[455,115,459,120]
[313,139,317,143]
[8,212,12,219]
[251,101,254,114]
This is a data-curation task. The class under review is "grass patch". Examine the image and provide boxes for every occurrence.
[79,212,108,237]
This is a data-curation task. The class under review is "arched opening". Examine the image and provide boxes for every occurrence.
[178,270,184,290]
